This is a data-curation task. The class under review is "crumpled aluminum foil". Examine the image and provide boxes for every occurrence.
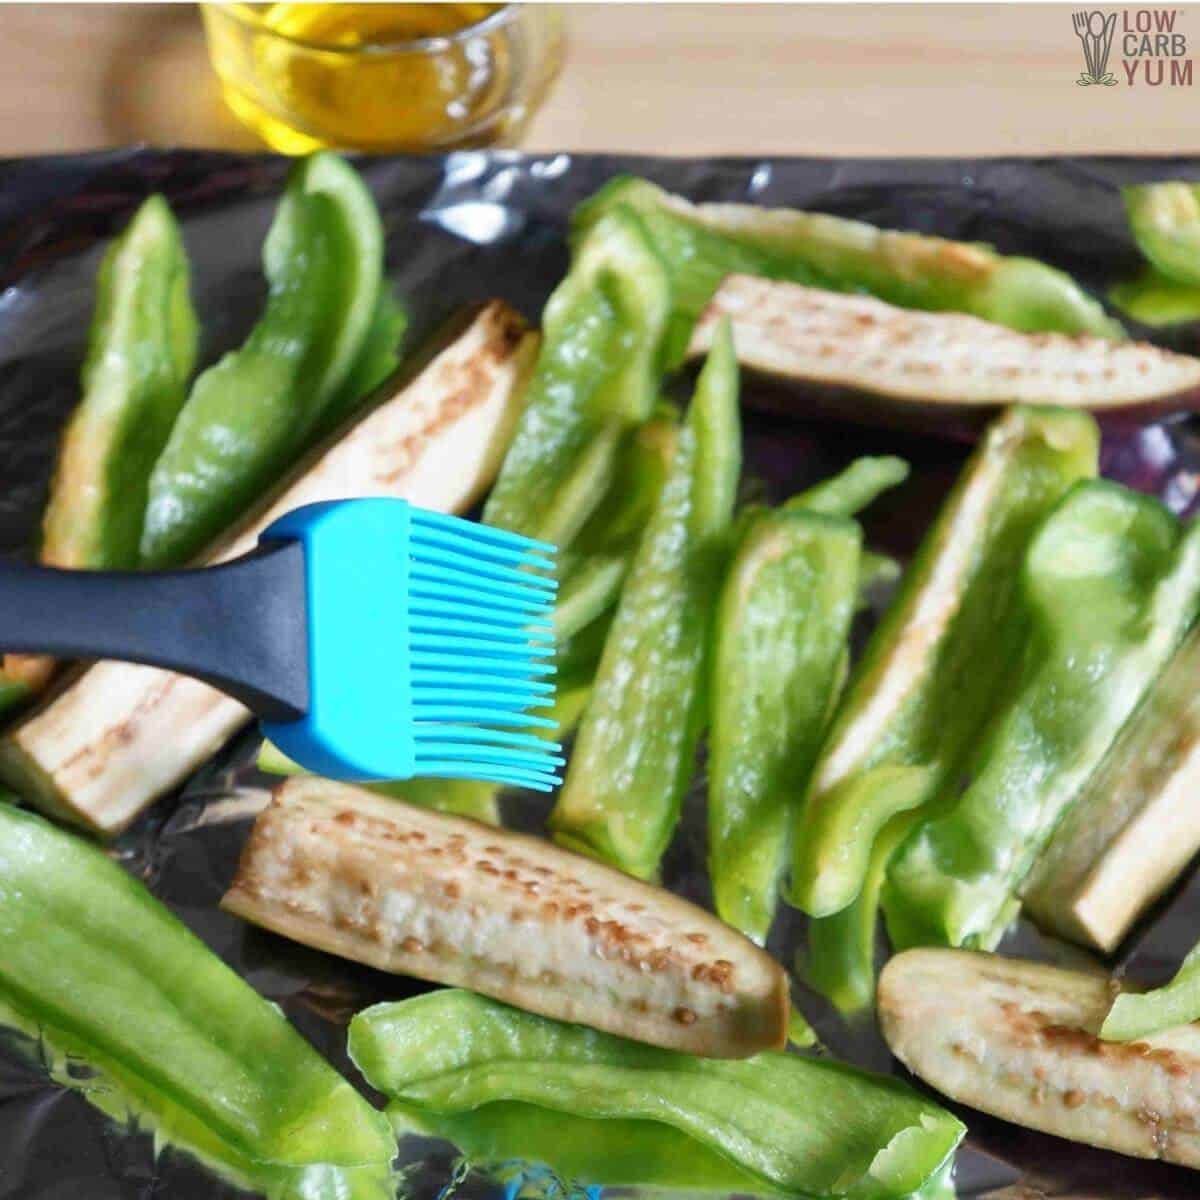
[2,149,1200,1199]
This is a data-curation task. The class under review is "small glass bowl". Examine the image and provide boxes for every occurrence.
[201,3,565,154]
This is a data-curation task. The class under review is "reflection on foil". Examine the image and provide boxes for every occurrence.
[2,148,1200,1199]
[429,201,517,244]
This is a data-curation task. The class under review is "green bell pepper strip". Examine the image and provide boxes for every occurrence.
[554,411,681,642]
[0,800,394,1199]
[574,177,1123,365]
[317,289,408,435]
[1102,941,1200,1042]
[801,781,929,1016]
[792,406,1099,921]
[41,193,198,570]
[887,481,1200,950]
[348,989,964,1200]
[787,456,910,518]
[2,194,199,705]
[549,320,740,879]
[389,1102,775,1195]
[141,153,384,567]
[1109,266,1200,327]
[708,507,862,943]
[483,207,671,543]
[1122,182,1200,288]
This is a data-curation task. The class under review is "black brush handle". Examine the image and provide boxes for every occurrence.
[0,541,310,722]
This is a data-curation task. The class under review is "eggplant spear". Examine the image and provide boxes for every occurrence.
[879,948,1200,1168]
[223,777,790,1059]
[687,275,1200,428]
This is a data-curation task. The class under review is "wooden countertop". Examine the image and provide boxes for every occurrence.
[3,3,1199,159]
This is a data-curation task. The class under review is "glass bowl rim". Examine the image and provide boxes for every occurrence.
[212,3,522,56]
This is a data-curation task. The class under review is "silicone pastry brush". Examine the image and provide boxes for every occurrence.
[0,499,562,790]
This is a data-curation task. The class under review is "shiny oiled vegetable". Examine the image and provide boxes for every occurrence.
[483,207,670,543]
[226,779,788,1058]
[880,949,1200,1170]
[887,482,1200,950]
[5,195,200,696]
[793,406,1099,920]
[687,276,1199,429]
[1123,181,1200,288]
[141,152,387,566]
[707,456,909,944]
[349,990,964,1199]
[708,509,861,943]
[42,194,198,570]
[1103,942,1200,1042]
[1024,621,1200,954]
[575,176,1124,360]
[554,411,680,643]
[1109,267,1200,327]
[0,800,395,1199]
[792,408,1096,1013]
[549,321,740,879]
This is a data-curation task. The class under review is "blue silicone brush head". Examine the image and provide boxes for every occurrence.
[259,499,562,790]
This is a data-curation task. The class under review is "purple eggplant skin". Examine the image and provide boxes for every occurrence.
[687,275,1200,439]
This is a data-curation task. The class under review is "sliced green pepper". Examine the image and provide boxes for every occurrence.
[1109,266,1200,327]
[549,320,740,879]
[41,193,197,570]
[801,788,929,1016]
[483,207,670,543]
[887,482,1200,949]
[0,800,394,1199]
[786,456,910,518]
[554,410,680,642]
[349,990,964,1200]
[708,507,861,943]
[1102,942,1200,1042]
[793,406,1099,920]
[141,152,385,567]
[1122,182,1200,287]
[575,177,1123,364]
[317,289,408,435]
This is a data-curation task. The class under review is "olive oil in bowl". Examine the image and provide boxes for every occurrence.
[202,4,564,153]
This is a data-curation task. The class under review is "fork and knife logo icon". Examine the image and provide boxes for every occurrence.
[1073,10,1119,85]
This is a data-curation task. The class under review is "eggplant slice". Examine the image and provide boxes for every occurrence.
[687,276,1200,429]
[223,778,790,1059]
[0,304,537,835]
[879,948,1200,1168]
[1023,620,1200,955]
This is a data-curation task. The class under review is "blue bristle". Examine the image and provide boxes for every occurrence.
[413,723,561,751]
[410,632,553,658]
[411,559,556,595]
[411,525,556,574]
[410,581,554,616]
[406,509,563,788]
[411,558,557,601]
[418,765,560,793]
[413,745,565,770]
[412,707,557,729]
[410,674,555,697]
[410,614,552,642]
[411,508,556,556]
[410,652,556,678]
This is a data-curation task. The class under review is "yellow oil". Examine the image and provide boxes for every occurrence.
[205,4,528,154]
